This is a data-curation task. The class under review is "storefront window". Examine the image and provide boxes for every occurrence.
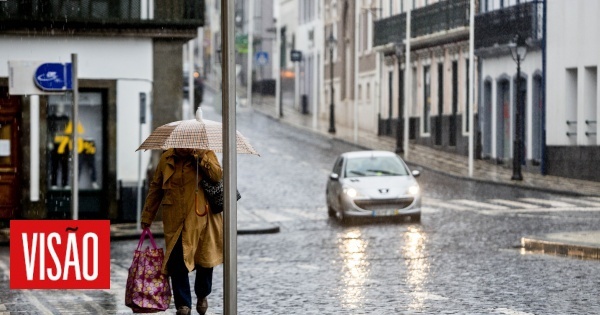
[47,92,103,190]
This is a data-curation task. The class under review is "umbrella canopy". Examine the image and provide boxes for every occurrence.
[136,108,259,155]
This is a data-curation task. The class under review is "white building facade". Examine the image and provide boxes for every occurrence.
[476,0,544,169]
[545,0,600,181]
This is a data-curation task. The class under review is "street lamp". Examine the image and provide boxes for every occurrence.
[327,32,337,134]
[509,34,528,181]
[394,43,404,153]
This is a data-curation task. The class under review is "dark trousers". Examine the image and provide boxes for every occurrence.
[50,148,69,187]
[168,235,213,309]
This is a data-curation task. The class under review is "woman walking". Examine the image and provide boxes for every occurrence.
[141,148,223,315]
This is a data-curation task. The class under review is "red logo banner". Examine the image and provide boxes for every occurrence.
[10,220,110,289]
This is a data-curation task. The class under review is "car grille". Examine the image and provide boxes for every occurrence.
[353,198,415,211]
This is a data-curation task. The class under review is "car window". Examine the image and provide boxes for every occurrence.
[345,156,409,177]
[332,157,343,175]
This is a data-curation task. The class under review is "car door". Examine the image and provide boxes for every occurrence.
[327,157,344,210]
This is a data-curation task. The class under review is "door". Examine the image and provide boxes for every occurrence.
[450,61,458,146]
[483,80,492,157]
[497,80,510,160]
[0,90,21,219]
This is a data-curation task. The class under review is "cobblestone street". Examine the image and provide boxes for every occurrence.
[0,102,599,314]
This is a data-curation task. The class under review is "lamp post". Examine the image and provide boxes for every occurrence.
[509,34,527,181]
[394,43,404,153]
[328,32,337,134]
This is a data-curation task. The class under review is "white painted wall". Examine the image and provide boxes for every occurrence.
[0,37,152,80]
[297,0,323,126]
[0,36,154,182]
[117,80,153,182]
[547,0,600,146]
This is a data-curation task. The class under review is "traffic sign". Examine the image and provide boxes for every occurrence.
[34,63,72,91]
[255,51,269,66]
[236,34,249,53]
[291,50,302,62]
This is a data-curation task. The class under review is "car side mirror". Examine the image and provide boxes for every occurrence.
[330,173,339,181]
[411,170,421,178]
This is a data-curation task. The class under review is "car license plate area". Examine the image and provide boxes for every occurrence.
[372,209,399,216]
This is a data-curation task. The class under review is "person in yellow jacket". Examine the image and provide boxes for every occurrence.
[141,148,223,315]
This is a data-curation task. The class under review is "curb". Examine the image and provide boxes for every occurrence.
[0,222,281,247]
[522,233,600,260]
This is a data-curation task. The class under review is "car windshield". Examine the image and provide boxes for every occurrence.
[345,156,409,178]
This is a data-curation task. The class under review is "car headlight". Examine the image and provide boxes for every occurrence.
[343,187,360,198]
[408,185,420,195]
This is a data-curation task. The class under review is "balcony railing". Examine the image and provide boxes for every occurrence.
[374,0,469,48]
[0,0,204,28]
[373,13,406,47]
[475,1,542,49]
[411,0,469,38]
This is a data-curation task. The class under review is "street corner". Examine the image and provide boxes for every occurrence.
[521,231,600,260]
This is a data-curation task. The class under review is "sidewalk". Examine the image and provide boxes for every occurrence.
[0,210,280,246]
[242,85,600,260]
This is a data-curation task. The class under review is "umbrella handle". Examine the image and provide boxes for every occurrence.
[195,193,208,217]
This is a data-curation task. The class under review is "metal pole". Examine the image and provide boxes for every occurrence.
[353,1,359,143]
[329,42,336,133]
[541,0,547,175]
[395,47,403,154]
[220,0,237,313]
[468,0,475,177]
[71,53,79,220]
[188,41,195,118]
[247,0,254,108]
[512,54,523,180]
[404,4,411,158]
[137,93,146,232]
[30,95,40,202]
[274,2,281,118]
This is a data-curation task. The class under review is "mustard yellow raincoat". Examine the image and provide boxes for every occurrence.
[141,149,223,274]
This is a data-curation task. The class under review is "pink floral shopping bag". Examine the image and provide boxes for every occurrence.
[125,228,172,313]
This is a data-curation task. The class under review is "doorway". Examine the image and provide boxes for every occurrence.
[0,89,21,219]
[497,79,510,161]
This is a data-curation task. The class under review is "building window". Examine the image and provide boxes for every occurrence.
[358,84,362,100]
[566,68,578,141]
[465,59,470,132]
[47,92,103,191]
[584,67,598,144]
[366,82,371,100]
[423,65,431,134]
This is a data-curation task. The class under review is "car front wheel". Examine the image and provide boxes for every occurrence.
[327,206,336,218]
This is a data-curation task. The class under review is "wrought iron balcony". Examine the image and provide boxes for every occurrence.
[475,1,543,49]
[373,13,406,48]
[0,0,204,30]
[411,0,469,38]
[374,0,469,48]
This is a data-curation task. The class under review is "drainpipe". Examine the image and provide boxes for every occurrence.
[541,0,547,175]
[468,0,475,177]
[404,2,412,158]
[353,0,359,143]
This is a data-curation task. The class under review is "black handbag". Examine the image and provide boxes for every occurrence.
[200,179,241,214]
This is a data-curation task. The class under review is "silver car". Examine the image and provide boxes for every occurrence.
[326,151,421,222]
